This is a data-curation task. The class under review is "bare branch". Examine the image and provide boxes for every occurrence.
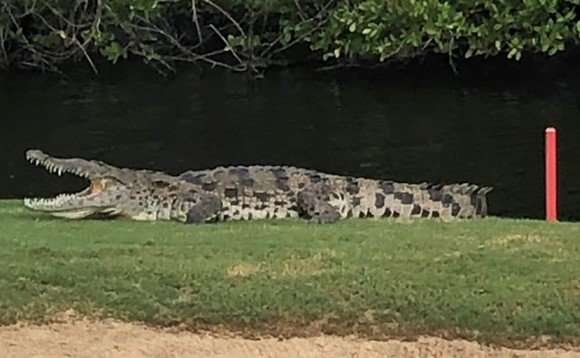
[128,18,246,72]
[72,35,99,74]
[208,24,246,70]
[191,0,203,45]
[260,0,334,57]
[294,0,307,21]
[202,0,246,37]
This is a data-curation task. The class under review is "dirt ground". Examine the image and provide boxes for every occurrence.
[2,318,580,358]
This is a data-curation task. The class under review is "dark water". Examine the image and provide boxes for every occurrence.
[1,58,579,220]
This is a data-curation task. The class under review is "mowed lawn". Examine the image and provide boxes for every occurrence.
[1,200,580,344]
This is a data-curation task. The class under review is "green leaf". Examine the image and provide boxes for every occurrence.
[100,41,126,64]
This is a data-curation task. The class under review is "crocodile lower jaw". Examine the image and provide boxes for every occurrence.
[23,187,90,211]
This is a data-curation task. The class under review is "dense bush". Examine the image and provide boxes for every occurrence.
[1,0,580,74]
[312,0,580,63]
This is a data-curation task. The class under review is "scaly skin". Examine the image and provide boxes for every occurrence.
[23,149,493,223]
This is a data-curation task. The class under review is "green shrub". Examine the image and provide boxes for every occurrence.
[310,0,580,63]
[1,0,579,74]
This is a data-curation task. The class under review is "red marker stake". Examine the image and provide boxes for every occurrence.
[545,127,557,222]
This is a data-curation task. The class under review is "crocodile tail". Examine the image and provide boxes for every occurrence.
[474,185,493,217]
[372,181,493,219]
[446,183,493,218]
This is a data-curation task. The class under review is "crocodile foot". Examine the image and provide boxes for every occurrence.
[297,184,341,224]
[185,194,222,224]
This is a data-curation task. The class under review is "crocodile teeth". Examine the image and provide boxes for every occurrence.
[24,193,80,209]
[27,153,93,181]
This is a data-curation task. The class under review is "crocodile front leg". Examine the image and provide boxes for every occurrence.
[170,192,222,224]
[185,194,222,223]
[297,183,341,224]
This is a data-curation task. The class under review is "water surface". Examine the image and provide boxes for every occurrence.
[1,58,579,220]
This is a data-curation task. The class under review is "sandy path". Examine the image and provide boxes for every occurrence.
[1,320,579,358]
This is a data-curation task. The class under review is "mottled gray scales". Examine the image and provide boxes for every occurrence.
[23,149,494,224]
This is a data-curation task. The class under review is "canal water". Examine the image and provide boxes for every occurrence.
[1,57,579,220]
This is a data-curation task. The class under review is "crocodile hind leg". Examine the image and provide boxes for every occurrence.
[297,183,341,224]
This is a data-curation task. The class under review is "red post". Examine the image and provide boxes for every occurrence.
[545,127,557,221]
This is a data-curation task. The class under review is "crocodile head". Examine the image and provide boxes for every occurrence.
[23,149,178,220]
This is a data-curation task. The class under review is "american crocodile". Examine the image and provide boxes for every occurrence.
[23,149,493,223]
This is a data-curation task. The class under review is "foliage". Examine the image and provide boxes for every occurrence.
[1,0,580,74]
[2,200,580,344]
[311,0,580,65]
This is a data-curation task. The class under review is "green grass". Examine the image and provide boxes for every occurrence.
[1,199,580,345]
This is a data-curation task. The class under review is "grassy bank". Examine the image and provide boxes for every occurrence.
[1,200,580,345]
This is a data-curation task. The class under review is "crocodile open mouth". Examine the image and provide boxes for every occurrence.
[23,150,106,213]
